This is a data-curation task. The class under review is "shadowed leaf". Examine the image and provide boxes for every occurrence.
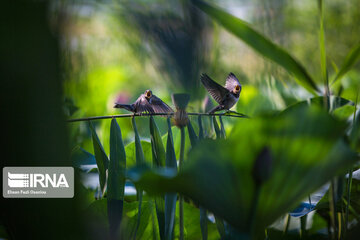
[149,116,166,239]
[128,106,357,233]
[89,121,109,195]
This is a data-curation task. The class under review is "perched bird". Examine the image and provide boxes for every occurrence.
[200,73,241,113]
[114,89,173,114]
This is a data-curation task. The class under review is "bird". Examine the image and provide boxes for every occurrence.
[200,73,242,113]
[114,89,173,114]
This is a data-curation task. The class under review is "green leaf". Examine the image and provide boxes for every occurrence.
[174,202,220,239]
[85,199,157,240]
[149,116,166,239]
[165,118,177,240]
[200,207,208,240]
[187,121,199,147]
[192,0,319,94]
[318,0,328,89]
[198,116,204,140]
[108,118,126,236]
[214,216,226,239]
[212,116,221,139]
[128,106,357,233]
[132,118,146,166]
[219,116,226,139]
[150,116,166,167]
[332,42,360,85]
[108,118,126,200]
[166,118,177,169]
[88,121,109,195]
[131,117,146,239]
[71,146,96,168]
[283,96,353,114]
[125,140,152,168]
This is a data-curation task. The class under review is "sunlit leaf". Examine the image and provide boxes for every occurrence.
[332,42,360,84]
[192,0,319,94]
[108,118,126,236]
[89,121,109,195]
[125,141,152,168]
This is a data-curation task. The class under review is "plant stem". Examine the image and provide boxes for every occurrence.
[300,214,307,238]
[179,126,185,240]
[329,180,338,240]
[67,112,249,123]
[249,185,261,239]
[283,214,291,235]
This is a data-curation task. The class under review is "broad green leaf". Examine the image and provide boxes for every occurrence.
[192,0,319,94]
[132,117,146,166]
[89,121,109,195]
[128,106,357,233]
[332,105,355,120]
[108,118,126,236]
[125,140,152,168]
[149,116,166,239]
[150,116,166,167]
[332,42,360,84]
[108,118,126,200]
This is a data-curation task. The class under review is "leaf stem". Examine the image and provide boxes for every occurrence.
[179,126,185,240]
[67,112,249,123]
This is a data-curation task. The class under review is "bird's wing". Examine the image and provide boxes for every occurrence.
[225,72,241,92]
[200,74,229,104]
[133,94,155,113]
[149,95,174,113]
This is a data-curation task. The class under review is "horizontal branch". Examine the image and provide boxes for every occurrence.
[67,112,249,123]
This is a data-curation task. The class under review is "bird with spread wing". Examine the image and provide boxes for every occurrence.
[200,73,242,113]
[114,90,173,114]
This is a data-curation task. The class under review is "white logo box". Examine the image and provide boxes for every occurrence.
[3,167,74,198]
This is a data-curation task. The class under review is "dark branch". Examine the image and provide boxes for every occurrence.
[67,112,249,123]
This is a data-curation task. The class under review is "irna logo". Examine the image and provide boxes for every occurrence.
[8,172,69,188]
[3,167,74,198]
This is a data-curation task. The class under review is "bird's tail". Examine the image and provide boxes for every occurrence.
[114,103,134,112]
[208,105,224,114]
